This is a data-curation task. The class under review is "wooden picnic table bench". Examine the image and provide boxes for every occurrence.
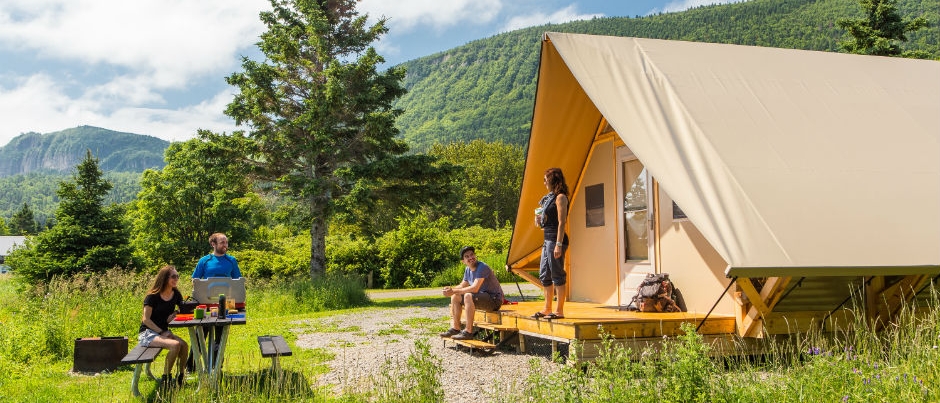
[120,345,164,397]
[257,335,292,370]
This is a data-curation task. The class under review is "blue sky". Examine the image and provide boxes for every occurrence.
[0,0,745,147]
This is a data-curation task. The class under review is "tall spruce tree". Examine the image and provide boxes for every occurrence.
[222,0,454,278]
[10,203,37,235]
[837,0,929,58]
[7,150,134,282]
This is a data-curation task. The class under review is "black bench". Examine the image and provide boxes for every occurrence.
[120,345,164,397]
[257,335,292,370]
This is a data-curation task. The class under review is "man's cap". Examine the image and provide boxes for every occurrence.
[459,246,475,259]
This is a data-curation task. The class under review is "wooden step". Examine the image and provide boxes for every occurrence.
[452,339,496,353]
[476,323,517,332]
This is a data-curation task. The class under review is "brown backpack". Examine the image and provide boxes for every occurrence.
[630,273,685,312]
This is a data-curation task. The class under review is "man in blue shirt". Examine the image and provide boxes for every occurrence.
[189,232,241,370]
[192,233,241,279]
[440,246,503,341]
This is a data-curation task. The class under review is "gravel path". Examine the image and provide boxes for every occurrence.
[293,289,560,402]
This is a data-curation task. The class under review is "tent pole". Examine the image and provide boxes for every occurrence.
[822,276,874,331]
[515,281,525,301]
[696,276,736,333]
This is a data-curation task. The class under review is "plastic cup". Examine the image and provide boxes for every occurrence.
[194,308,205,319]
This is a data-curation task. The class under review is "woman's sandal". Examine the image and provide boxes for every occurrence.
[531,311,547,319]
[544,313,565,320]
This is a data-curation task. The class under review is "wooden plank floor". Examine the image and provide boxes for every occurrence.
[474,301,735,342]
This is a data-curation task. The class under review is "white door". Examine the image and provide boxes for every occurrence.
[616,147,655,306]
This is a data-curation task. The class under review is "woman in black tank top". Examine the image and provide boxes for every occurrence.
[532,168,569,320]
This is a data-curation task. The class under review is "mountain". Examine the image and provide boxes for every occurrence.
[392,0,939,151]
[0,125,169,177]
[0,126,168,225]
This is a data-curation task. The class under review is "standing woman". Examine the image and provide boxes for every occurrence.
[138,265,189,387]
[532,167,569,320]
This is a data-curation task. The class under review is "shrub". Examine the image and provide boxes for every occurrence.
[235,232,311,279]
[326,233,383,287]
[376,214,456,288]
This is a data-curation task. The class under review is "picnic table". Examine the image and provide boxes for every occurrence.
[168,312,246,385]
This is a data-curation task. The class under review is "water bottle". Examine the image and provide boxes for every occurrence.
[218,294,227,319]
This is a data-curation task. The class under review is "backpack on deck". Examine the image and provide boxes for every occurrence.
[629,273,686,312]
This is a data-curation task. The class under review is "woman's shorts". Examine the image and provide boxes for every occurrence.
[539,240,567,286]
[137,329,160,347]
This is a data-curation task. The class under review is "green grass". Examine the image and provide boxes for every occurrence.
[1,271,938,402]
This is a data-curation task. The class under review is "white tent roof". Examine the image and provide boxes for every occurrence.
[509,33,940,277]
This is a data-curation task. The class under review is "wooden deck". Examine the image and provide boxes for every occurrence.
[470,301,741,361]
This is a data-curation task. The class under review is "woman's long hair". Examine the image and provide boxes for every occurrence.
[544,167,569,195]
[147,265,178,295]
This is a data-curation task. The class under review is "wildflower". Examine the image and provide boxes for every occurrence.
[842,396,849,402]
[807,346,822,355]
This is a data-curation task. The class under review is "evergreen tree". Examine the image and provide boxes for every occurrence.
[0,216,9,235]
[7,150,135,282]
[837,0,930,58]
[10,203,37,235]
[222,0,454,278]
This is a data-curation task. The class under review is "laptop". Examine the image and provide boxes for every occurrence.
[192,277,246,304]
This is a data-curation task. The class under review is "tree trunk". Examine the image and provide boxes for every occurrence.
[309,212,327,279]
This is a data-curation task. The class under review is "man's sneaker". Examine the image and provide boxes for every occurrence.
[450,330,474,340]
[439,328,461,338]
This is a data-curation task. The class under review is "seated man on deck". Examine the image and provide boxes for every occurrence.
[440,246,504,340]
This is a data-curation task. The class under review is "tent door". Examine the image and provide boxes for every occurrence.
[616,147,655,305]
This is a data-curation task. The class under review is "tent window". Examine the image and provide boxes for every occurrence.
[585,184,605,227]
[622,161,648,261]
[672,201,687,220]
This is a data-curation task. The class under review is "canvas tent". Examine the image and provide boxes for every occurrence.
[507,32,940,336]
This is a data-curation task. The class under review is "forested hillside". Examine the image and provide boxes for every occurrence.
[0,125,168,177]
[0,171,142,227]
[393,0,939,151]
[0,126,166,225]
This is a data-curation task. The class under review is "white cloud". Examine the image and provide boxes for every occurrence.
[358,0,503,32]
[502,5,603,32]
[0,0,265,88]
[103,90,239,142]
[0,73,236,143]
[0,73,103,136]
[0,0,263,145]
[655,0,748,14]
